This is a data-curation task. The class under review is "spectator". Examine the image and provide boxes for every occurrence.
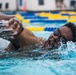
[56,0,67,10]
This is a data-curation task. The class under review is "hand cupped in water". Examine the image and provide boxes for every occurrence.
[6,18,24,39]
[0,18,24,40]
[42,38,60,49]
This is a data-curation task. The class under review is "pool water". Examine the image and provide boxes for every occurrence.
[0,23,76,75]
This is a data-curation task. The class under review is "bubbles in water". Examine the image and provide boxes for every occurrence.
[57,41,76,60]
[0,21,13,40]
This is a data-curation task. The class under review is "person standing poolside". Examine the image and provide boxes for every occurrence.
[56,0,66,9]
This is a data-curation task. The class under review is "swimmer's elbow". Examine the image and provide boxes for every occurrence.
[7,43,16,51]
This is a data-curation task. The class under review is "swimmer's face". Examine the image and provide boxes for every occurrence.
[43,26,73,48]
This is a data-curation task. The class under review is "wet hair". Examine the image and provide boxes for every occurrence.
[64,22,76,42]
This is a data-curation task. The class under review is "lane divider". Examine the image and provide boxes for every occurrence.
[67,19,76,22]
[21,19,67,23]
[22,19,30,23]
[27,27,56,31]
[22,19,76,23]
[15,13,76,23]
[30,19,67,23]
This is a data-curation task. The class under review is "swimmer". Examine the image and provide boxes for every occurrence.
[0,14,76,52]
[7,20,76,52]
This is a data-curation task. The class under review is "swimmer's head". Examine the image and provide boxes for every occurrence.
[64,22,76,42]
[43,22,75,48]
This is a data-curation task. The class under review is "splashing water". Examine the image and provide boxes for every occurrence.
[0,20,13,40]
[57,41,76,60]
[0,37,76,75]
[0,38,76,60]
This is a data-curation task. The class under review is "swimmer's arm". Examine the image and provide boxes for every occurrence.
[7,43,16,52]
[9,28,45,50]
[17,28,39,47]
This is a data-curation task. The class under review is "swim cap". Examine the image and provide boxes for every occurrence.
[64,22,76,42]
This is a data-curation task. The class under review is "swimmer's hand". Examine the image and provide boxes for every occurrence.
[42,35,59,49]
[6,18,24,40]
[41,34,52,48]
[42,39,59,49]
[42,39,52,48]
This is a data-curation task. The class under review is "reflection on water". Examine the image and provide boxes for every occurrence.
[0,39,76,75]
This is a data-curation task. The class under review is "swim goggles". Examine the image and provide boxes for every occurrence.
[53,28,67,44]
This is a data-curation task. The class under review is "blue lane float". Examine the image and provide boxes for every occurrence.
[16,12,35,16]
[24,16,48,19]
[61,14,70,16]
[21,14,35,16]
[30,20,67,23]
[2,11,15,15]
[27,27,57,31]
[51,11,60,14]
[44,27,56,31]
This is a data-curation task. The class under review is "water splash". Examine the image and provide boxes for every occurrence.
[58,41,76,60]
[0,20,13,40]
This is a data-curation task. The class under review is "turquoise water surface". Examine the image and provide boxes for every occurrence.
[0,23,76,75]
